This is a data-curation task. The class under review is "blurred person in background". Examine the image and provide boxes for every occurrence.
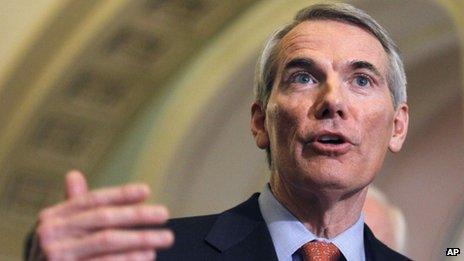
[364,186,407,253]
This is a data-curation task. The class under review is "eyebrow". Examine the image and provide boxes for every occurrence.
[349,60,384,81]
[283,58,315,71]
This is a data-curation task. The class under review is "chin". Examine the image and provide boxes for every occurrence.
[298,161,361,191]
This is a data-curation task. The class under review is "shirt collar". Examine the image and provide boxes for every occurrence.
[258,184,365,261]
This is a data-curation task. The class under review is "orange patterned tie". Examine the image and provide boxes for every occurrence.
[299,241,341,261]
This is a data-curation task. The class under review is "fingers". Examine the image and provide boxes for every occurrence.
[34,170,174,261]
[86,250,155,261]
[65,170,88,199]
[39,205,169,244]
[40,183,150,220]
[45,229,173,260]
[74,204,169,230]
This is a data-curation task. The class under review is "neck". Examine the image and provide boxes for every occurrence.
[269,172,367,239]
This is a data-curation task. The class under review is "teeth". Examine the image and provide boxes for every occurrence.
[319,135,339,141]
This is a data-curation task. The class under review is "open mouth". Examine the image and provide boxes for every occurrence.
[317,135,346,145]
[306,132,352,155]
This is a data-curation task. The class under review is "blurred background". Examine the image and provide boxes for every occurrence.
[0,0,463,260]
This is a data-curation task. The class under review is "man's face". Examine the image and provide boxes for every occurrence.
[251,20,408,194]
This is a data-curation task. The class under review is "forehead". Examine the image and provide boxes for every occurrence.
[277,20,388,74]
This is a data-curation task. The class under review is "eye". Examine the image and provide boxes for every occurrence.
[353,74,372,88]
[290,72,317,85]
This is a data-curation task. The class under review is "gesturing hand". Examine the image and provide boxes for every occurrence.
[30,170,174,260]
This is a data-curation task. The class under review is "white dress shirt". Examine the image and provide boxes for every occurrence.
[258,184,366,261]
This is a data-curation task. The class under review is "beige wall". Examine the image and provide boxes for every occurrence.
[0,2,62,259]
[0,0,63,85]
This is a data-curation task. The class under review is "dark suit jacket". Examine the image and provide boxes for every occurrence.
[158,193,411,261]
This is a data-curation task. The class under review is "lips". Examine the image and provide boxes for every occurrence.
[306,131,353,156]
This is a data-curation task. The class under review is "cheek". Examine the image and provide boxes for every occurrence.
[368,110,393,142]
[359,109,394,163]
[266,97,306,151]
[267,104,294,147]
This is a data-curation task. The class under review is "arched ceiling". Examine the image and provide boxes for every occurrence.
[0,0,258,259]
[0,0,257,212]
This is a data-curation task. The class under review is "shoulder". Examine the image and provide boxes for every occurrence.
[158,193,264,260]
[165,214,220,248]
[363,224,412,261]
[167,214,219,230]
[158,213,223,260]
[165,192,261,243]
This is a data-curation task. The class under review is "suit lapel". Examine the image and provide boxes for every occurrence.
[363,223,397,261]
[363,224,375,261]
[205,193,278,261]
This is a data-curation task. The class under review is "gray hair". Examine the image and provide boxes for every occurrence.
[253,3,407,166]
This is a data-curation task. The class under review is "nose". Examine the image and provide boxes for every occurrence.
[313,78,348,120]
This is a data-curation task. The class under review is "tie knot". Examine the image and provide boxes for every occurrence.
[300,241,341,261]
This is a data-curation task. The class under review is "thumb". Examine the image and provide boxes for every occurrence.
[65,170,88,199]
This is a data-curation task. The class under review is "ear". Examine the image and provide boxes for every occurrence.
[389,103,409,153]
[251,101,270,150]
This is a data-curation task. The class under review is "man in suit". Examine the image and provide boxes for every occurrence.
[26,3,411,260]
